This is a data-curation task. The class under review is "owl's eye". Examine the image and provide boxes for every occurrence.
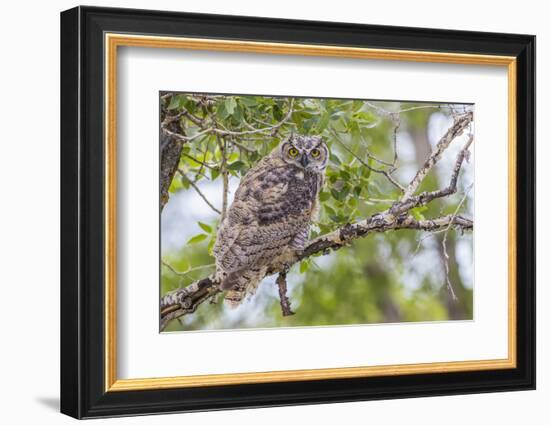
[310,148,321,158]
[288,147,299,157]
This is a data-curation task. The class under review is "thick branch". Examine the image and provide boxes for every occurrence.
[159,212,472,330]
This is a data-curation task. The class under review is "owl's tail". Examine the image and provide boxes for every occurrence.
[221,267,265,307]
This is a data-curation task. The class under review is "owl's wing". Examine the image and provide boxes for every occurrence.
[214,166,315,276]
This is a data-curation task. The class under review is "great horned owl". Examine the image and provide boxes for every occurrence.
[213,134,329,306]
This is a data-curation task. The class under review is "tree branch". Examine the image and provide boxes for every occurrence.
[330,129,405,192]
[275,272,295,316]
[159,211,472,330]
[217,136,229,222]
[402,111,473,201]
[177,169,221,215]
[392,133,473,216]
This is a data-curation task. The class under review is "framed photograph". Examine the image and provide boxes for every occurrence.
[60,6,535,419]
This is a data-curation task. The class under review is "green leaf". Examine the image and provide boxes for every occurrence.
[187,234,208,244]
[329,215,341,223]
[329,153,341,166]
[272,104,283,121]
[210,167,220,180]
[331,188,346,201]
[268,139,279,152]
[348,120,362,146]
[353,111,378,128]
[216,102,228,119]
[167,94,183,110]
[299,260,310,274]
[198,222,212,233]
[319,191,331,202]
[180,177,190,190]
[247,151,260,162]
[324,205,336,216]
[225,97,237,115]
[317,112,330,132]
[362,157,373,180]
[330,111,346,120]
[318,223,332,234]
[339,169,351,181]
[168,177,183,193]
[228,160,246,171]
[410,205,428,221]
[207,236,216,256]
[239,97,258,107]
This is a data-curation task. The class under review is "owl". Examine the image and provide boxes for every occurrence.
[213,134,329,306]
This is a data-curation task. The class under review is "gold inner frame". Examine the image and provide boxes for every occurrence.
[104,33,517,392]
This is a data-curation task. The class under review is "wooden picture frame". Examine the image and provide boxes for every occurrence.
[60,5,535,419]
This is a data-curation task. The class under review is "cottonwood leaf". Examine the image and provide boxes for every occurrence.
[187,234,208,244]
[198,222,212,233]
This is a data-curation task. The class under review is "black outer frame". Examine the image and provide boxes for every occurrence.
[60,5,536,419]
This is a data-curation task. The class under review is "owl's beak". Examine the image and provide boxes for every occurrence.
[300,155,309,167]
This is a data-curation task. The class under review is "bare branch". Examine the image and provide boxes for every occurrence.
[217,136,230,222]
[161,106,205,129]
[275,272,295,316]
[225,136,256,153]
[365,101,449,116]
[177,170,221,215]
[402,111,473,200]
[441,184,473,300]
[390,113,401,169]
[161,126,212,143]
[160,276,220,330]
[162,261,216,283]
[393,134,474,216]
[182,153,216,171]
[159,211,472,330]
[330,129,405,191]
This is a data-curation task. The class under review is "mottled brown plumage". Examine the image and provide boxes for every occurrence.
[213,134,328,306]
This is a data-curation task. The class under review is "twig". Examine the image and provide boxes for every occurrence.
[402,112,473,201]
[161,126,213,143]
[194,138,212,183]
[275,272,295,316]
[213,98,294,137]
[226,137,256,153]
[365,101,449,116]
[182,153,216,170]
[177,169,221,215]
[162,261,216,279]
[218,136,229,222]
[330,129,404,191]
[441,184,473,301]
[390,113,401,169]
